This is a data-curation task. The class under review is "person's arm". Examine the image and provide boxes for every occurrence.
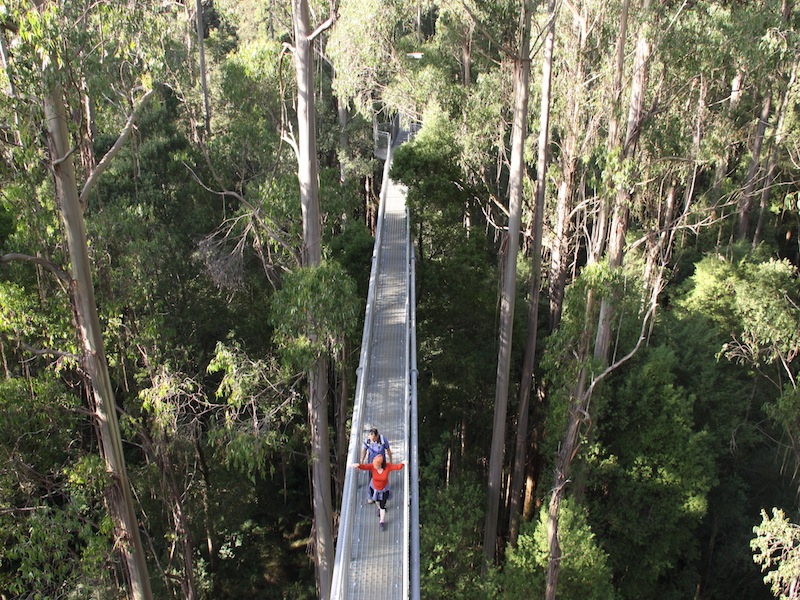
[360,446,367,463]
[353,463,371,471]
[387,446,393,463]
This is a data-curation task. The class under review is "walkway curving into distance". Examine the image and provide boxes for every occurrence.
[331,125,420,600]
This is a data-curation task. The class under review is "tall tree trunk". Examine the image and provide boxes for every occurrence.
[549,0,588,331]
[291,0,334,595]
[44,69,153,600]
[337,94,350,184]
[546,2,652,597]
[482,0,532,566]
[594,1,651,363]
[195,0,212,137]
[508,0,557,548]
[154,434,197,600]
[194,431,219,576]
[463,23,473,87]
[753,147,775,248]
[590,0,630,265]
[754,57,798,247]
[737,93,772,242]
[335,344,350,501]
[0,30,21,147]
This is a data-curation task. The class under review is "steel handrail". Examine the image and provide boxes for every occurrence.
[329,129,395,600]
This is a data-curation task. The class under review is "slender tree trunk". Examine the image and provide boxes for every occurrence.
[754,57,798,247]
[737,93,772,241]
[336,344,350,500]
[308,355,333,598]
[547,2,652,597]
[594,0,651,363]
[195,0,211,137]
[508,0,557,547]
[155,434,197,600]
[463,23,473,87]
[0,31,21,147]
[644,181,676,293]
[482,0,532,566]
[589,0,630,266]
[194,431,219,576]
[337,95,350,184]
[549,1,587,331]
[44,69,153,600]
[291,0,334,595]
[753,149,774,248]
[545,367,588,600]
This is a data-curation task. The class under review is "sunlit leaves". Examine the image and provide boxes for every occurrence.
[206,340,303,480]
[269,260,360,372]
[751,507,800,600]
[678,253,800,371]
[503,500,615,600]
[327,0,408,115]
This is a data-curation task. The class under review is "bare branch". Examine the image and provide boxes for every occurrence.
[308,14,336,42]
[459,0,513,57]
[79,88,156,206]
[0,252,70,284]
[20,341,79,361]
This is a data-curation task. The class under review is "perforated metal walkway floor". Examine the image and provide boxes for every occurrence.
[344,154,409,599]
[332,124,418,600]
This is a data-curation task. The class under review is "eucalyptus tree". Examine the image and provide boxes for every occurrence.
[546,0,593,332]
[507,0,558,548]
[543,1,664,596]
[481,0,533,566]
[751,508,800,600]
[287,0,337,595]
[0,1,174,596]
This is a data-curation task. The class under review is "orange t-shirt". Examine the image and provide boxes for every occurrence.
[358,462,404,491]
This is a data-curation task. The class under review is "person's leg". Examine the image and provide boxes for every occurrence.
[367,482,375,503]
[378,495,387,524]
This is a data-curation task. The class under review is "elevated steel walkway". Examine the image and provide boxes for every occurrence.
[331,126,419,600]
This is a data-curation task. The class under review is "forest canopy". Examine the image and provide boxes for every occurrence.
[1,0,799,599]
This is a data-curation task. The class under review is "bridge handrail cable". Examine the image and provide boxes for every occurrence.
[330,132,396,600]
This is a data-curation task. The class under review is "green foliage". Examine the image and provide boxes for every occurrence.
[460,66,512,186]
[269,260,360,372]
[419,445,500,599]
[383,39,466,119]
[503,500,616,600]
[392,101,472,255]
[327,0,409,115]
[665,252,792,599]
[586,346,713,599]
[206,340,303,481]
[0,377,116,598]
[212,36,290,184]
[751,508,800,600]
[721,258,800,370]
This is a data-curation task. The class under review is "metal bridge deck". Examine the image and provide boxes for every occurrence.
[345,167,409,599]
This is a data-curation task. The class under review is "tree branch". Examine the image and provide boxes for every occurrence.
[79,87,155,206]
[308,14,336,42]
[20,341,80,361]
[0,252,70,284]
